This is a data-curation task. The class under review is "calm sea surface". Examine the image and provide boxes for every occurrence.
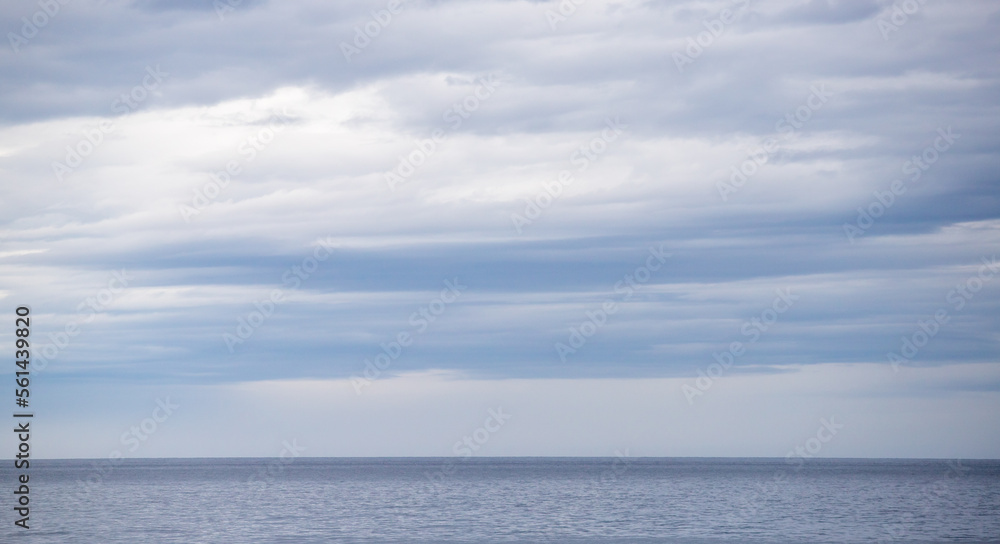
[1,458,998,543]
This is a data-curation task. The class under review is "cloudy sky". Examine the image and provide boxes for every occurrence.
[1,0,998,459]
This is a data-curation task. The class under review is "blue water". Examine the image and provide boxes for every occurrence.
[1,458,998,543]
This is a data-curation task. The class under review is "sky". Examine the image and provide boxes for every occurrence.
[0,0,998,459]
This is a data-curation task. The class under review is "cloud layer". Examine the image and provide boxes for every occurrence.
[0,0,998,456]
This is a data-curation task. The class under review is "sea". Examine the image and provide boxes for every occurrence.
[1,458,998,543]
